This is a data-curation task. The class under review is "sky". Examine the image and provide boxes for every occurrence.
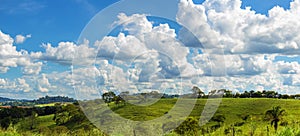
[0,0,299,99]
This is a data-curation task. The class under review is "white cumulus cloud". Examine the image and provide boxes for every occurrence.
[15,34,31,44]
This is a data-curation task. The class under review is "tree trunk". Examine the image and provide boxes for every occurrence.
[274,121,278,132]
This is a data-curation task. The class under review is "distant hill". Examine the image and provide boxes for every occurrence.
[0,96,76,106]
[0,97,15,102]
[32,95,76,104]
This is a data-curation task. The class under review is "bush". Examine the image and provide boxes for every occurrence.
[52,126,70,135]
[174,117,200,135]
[0,117,11,129]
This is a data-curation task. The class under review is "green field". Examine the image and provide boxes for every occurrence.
[1,98,300,135]
[80,98,300,135]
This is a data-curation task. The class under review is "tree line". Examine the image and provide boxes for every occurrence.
[101,86,300,103]
[0,95,76,106]
[184,86,300,99]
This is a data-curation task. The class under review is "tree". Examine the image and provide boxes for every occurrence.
[224,90,233,98]
[265,106,285,132]
[0,117,11,129]
[234,92,241,98]
[53,104,78,125]
[253,91,262,98]
[102,91,116,104]
[174,117,200,135]
[250,90,255,98]
[30,111,38,130]
[240,91,250,98]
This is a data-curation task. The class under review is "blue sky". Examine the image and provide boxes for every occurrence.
[0,0,299,99]
[0,0,119,51]
[0,0,292,50]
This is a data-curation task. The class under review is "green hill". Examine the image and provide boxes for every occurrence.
[1,98,300,135]
[81,98,300,135]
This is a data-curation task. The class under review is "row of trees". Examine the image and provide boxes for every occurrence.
[0,96,77,106]
[32,96,76,104]
[102,92,125,106]
[101,86,300,101]
[192,86,300,99]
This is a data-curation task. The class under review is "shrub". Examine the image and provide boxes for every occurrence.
[174,117,200,135]
[52,126,70,135]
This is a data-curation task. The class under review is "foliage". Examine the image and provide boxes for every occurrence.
[174,117,200,135]
[53,104,87,125]
[33,95,76,104]
[265,106,286,132]
[102,91,116,104]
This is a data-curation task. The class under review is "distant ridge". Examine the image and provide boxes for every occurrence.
[0,96,15,102]
[33,95,76,104]
[0,96,76,106]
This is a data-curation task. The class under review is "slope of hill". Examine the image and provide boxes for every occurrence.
[0,96,15,102]
[33,95,76,104]
[1,98,300,135]
[0,96,76,106]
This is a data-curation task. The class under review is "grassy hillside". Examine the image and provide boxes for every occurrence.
[111,98,300,122]
[1,98,300,135]
[81,98,300,135]
[191,98,300,135]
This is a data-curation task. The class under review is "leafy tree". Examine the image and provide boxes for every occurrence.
[265,106,285,132]
[224,90,233,98]
[69,112,86,124]
[53,104,87,125]
[240,91,250,98]
[0,117,11,129]
[43,106,57,115]
[281,94,289,99]
[253,91,262,98]
[174,117,200,135]
[250,90,255,98]
[234,92,241,98]
[53,111,69,125]
[102,91,116,104]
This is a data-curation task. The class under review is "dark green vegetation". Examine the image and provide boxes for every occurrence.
[265,106,286,132]
[0,96,76,106]
[0,94,300,135]
[0,102,106,136]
